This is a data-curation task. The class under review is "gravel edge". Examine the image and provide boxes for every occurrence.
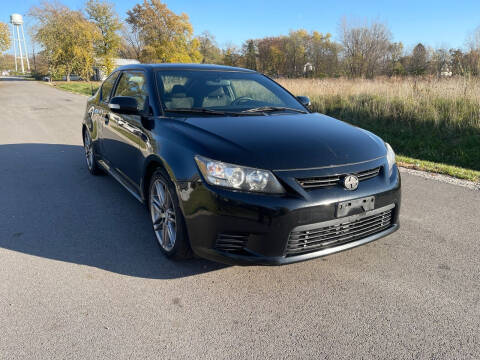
[399,166,480,191]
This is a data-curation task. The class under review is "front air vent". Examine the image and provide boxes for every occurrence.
[215,233,249,253]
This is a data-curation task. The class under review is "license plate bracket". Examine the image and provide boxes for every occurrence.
[336,196,375,218]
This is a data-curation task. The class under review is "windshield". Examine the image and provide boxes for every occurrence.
[156,70,306,115]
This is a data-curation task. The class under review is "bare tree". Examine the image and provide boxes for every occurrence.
[339,18,392,78]
[119,24,143,60]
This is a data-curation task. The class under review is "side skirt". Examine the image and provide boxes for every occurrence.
[98,159,145,204]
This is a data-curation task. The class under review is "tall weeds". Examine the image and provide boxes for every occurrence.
[278,77,480,170]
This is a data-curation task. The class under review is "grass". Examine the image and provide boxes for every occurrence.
[46,81,101,96]
[279,77,480,182]
[397,155,480,182]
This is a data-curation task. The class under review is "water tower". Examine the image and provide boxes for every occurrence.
[10,14,30,74]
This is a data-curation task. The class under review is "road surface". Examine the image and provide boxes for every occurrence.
[1,79,479,359]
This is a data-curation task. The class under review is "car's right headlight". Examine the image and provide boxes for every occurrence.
[385,143,396,176]
[195,155,285,194]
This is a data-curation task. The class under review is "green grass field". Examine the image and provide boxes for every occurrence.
[48,81,101,96]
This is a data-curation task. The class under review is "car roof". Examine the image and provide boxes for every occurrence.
[115,63,257,73]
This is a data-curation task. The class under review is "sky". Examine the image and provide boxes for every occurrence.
[2,0,480,52]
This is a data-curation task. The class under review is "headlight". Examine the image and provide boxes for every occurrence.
[195,155,285,194]
[385,143,396,176]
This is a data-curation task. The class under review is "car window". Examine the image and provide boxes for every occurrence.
[156,70,304,113]
[100,72,119,103]
[113,71,148,111]
[230,79,283,105]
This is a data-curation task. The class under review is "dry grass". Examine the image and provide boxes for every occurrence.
[278,77,480,102]
[279,77,480,129]
[278,77,480,172]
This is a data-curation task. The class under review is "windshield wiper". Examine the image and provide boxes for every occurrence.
[241,106,308,114]
[165,108,254,116]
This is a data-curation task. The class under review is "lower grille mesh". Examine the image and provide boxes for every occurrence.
[215,233,249,253]
[286,207,394,256]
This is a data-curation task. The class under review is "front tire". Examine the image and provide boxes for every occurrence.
[83,130,102,175]
[149,168,192,260]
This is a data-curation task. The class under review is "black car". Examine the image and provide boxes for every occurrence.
[82,64,401,265]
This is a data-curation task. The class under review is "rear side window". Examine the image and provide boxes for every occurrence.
[113,71,148,111]
[100,72,119,103]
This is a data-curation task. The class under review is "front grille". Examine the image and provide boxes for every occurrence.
[215,233,249,253]
[297,167,381,190]
[286,205,394,256]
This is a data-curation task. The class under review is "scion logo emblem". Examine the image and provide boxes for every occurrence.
[343,175,359,191]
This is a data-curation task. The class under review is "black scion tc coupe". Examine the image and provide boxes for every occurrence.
[82,64,401,265]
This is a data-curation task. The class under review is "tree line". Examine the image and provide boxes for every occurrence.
[1,0,480,80]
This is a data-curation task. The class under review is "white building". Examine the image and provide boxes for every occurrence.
[93,58,140,81]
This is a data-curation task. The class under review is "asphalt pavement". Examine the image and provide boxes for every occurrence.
[1,79,479,359]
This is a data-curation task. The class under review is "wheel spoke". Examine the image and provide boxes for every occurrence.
[155,182,166,206]
[166,222,175,246]
[162,221,169,247]
[151,198,163,212]
[153,219,164,231]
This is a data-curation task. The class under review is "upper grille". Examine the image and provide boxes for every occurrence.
[285,205,394,257]
[297,167,381,190]
[215,233,249,253]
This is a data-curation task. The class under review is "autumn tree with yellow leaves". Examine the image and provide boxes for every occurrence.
[30,3,100,81]
[85,0,122,75]
[125,0,201,63]
[0,22,11,55]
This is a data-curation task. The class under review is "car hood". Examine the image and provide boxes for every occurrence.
[182,113,387,170]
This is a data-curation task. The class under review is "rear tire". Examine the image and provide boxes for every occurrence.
[83,130,102,175]
[148,168,192,260]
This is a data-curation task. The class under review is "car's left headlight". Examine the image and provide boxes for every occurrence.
[195,155,285,194]
[385,143,396,176]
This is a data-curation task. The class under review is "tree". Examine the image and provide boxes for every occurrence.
[285,30,309,77]
[85,0,122,75]
[197,31,222,64]
[431,47,450,76]
[222,44,242,67]
[30,3,100,81]
[256,36,287,76]
[465,27,480,75]
[119,24,143,61]
[0,22,11,55]
[243,40,257,70]
[385,42,404,76]
[308,31,340,77]
[125,0,201,63]
[409,43,428,75]
[339,18,392,78]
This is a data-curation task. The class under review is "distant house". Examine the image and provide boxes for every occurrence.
[93,58,140,81]
[440,64,452,77]
[303,62,314,76]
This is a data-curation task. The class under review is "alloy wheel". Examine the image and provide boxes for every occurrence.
[84,131,94,170]
[150,178,176,252]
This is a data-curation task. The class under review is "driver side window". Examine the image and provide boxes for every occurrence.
[100,72,119,103]
[113,71,148,111]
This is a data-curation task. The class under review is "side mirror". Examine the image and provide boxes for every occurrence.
[109,96,139,115]
[296,96,311,108]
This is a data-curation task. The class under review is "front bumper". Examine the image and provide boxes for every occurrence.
[178,159,401,266]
